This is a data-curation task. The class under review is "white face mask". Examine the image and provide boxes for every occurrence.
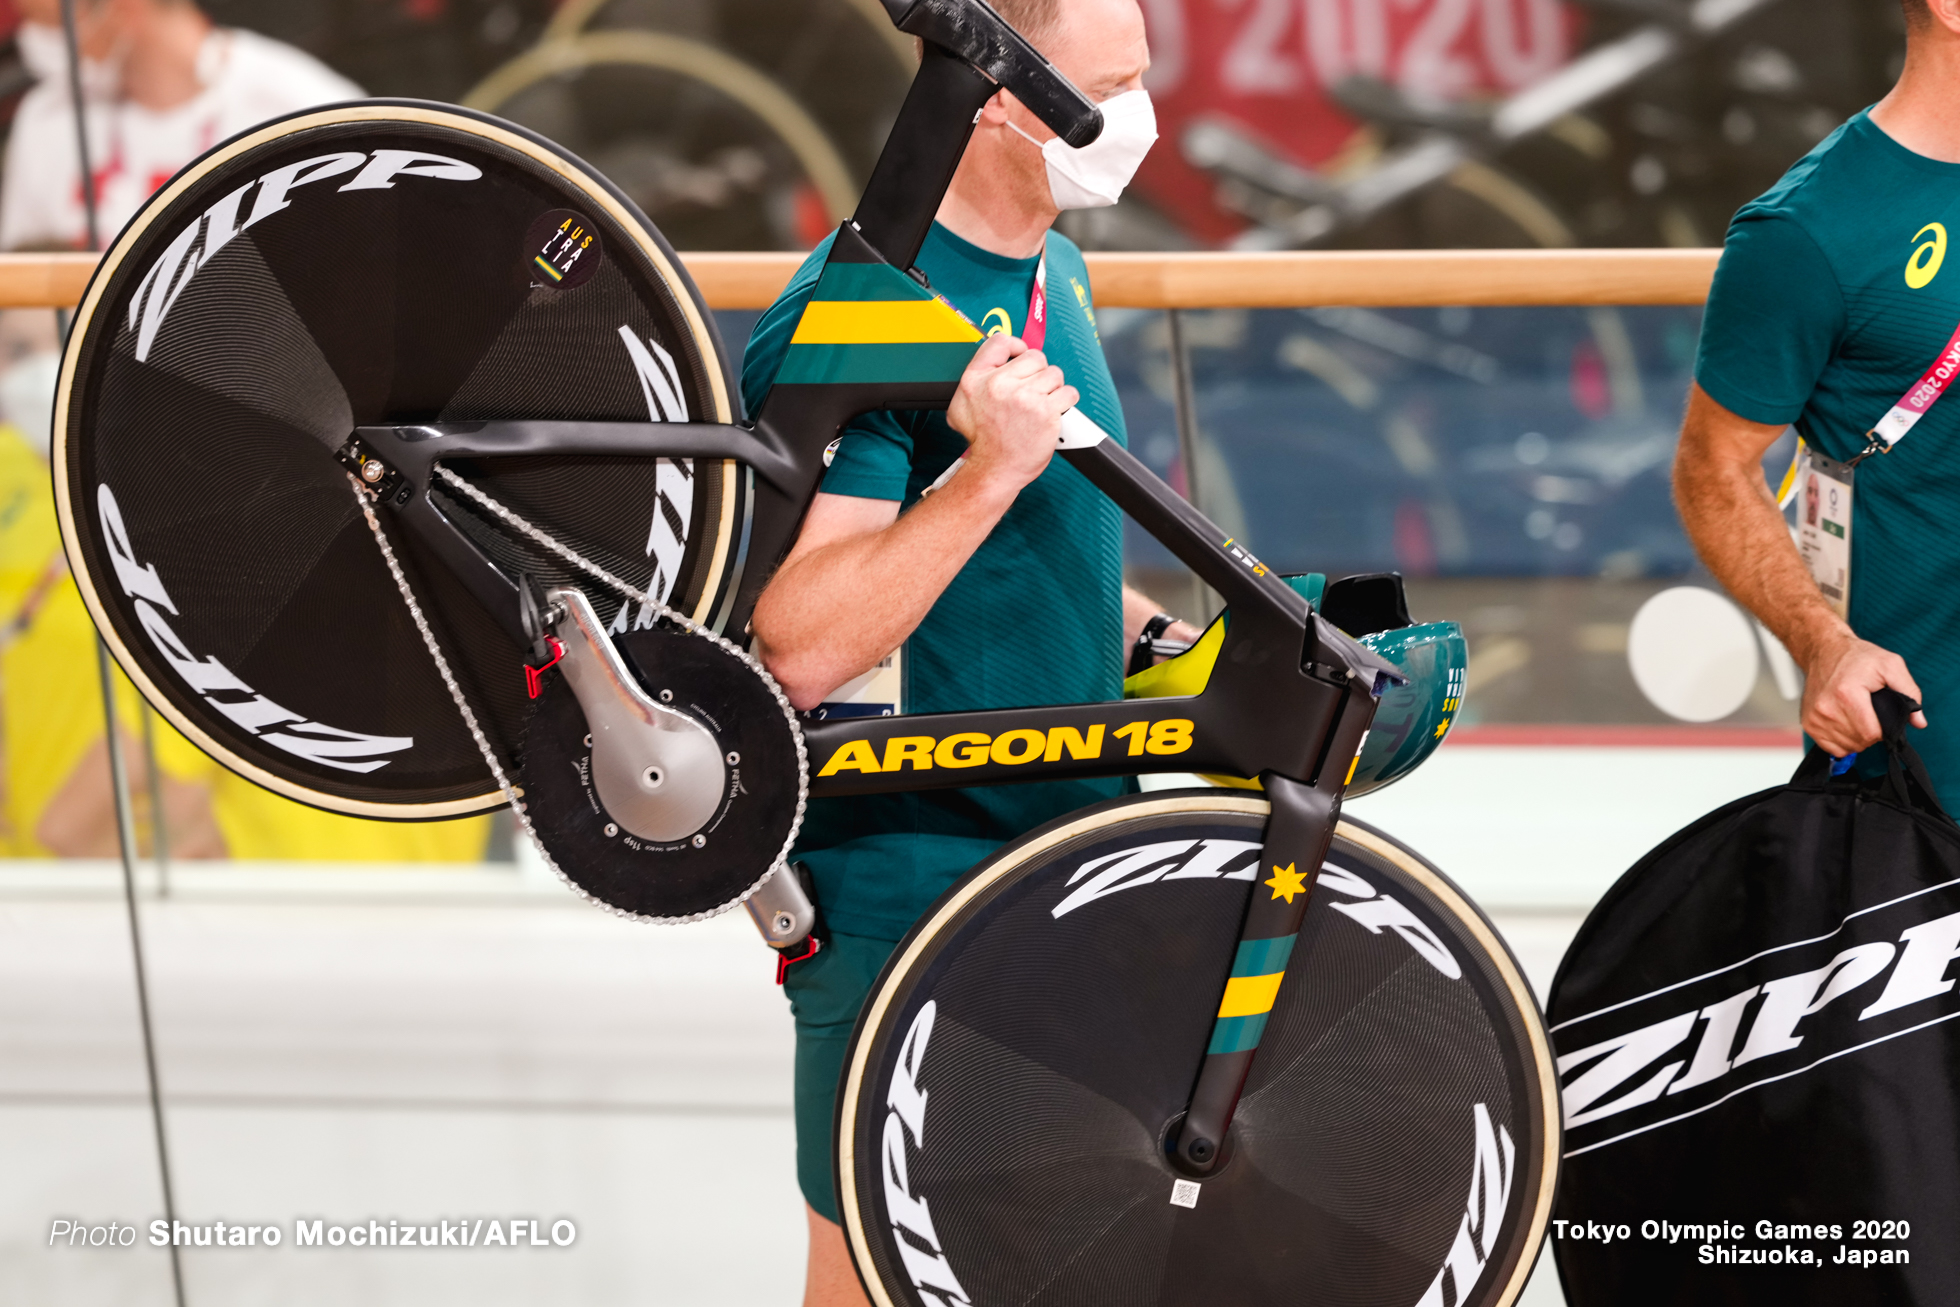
[1007,88,1157,210]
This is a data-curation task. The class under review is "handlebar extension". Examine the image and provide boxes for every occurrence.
[877,0,1104,148]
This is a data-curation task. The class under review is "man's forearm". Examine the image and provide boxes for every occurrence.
[1677,460,1841,661]
[1674,384,1925,751]
[753,469,1020,710]
[1674,396,1847,668]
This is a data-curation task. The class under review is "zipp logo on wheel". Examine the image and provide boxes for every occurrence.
[1051,839,1463,979]
[128,147,482,363]
[97,485,413,772]
[880,1001,973,1307]
[1417,1104,1517,1307]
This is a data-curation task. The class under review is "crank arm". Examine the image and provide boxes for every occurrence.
[746,861,819,949]
[546,588,726,843]
[1169,671,1381,1175]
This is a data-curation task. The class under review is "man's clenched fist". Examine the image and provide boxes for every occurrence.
[1802,632,1927,755]
[948,333,1080,492]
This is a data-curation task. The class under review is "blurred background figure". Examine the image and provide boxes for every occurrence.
[0,4,498,859]
[0,292,491,858]
[0,0,360,252]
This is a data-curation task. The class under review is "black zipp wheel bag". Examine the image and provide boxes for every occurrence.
[1550,689,1960,1304]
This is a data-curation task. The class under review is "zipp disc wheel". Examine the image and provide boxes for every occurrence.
[520,626,802,921]
[55,100,744,819]
[838,793,1559,1307]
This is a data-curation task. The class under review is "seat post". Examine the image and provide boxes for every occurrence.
[850,43,997,273]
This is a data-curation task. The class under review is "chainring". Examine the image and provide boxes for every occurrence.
[520,625,803,921]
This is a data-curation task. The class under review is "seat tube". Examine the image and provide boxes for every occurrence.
[1169,678,1378,1175]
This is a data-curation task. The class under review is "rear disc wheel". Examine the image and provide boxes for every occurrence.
[55,101,743,818]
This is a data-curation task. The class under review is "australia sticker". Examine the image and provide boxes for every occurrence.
[525,208,602,290]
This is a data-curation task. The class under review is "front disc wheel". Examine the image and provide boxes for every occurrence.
[837,793,1559,1307]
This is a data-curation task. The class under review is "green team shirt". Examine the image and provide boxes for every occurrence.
[742,222,1130,940]
[1696,109,1960,803]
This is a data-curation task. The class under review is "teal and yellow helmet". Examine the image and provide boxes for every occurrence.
[1123,572,1466,798]
[1344,617,1467,796]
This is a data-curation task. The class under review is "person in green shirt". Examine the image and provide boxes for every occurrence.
[1677,0,1960,794]
[743,0,1194,1300]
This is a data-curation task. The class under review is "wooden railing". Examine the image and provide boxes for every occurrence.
[0,248,1720,312]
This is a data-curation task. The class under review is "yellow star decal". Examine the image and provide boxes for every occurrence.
[1265,862,1308,903]
[1435,718,1452,739]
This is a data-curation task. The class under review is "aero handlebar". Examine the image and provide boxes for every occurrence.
[878,0,1104,147]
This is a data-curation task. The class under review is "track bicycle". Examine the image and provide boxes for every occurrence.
[52,1,1558,1300]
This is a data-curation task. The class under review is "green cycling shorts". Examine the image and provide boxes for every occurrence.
[783,929,897,1224]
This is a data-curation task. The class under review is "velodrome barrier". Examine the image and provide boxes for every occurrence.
[0,248,1721,312]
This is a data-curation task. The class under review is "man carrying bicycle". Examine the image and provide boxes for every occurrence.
[744,0,1189,1298]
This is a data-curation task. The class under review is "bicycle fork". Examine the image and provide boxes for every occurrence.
[1169,672,1381,1175]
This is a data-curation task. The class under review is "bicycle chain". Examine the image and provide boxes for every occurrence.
[348,470,810,924]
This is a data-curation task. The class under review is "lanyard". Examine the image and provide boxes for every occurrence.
[1853,317,1960,465]
[917,242,1053,500]
[1023,244,1048,350]
[1768,315,1960,621]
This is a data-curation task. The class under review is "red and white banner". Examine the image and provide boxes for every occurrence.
[1133,0,1579,241]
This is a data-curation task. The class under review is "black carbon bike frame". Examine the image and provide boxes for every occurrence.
[347,0,1400,1176]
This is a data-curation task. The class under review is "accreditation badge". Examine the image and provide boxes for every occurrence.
[1774,317,1960,625]
[1795,444,1854,619]
[810,646,904,719]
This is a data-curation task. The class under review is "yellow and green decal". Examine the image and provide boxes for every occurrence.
[1207,932,1297,1054]
[775,260,983,386]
